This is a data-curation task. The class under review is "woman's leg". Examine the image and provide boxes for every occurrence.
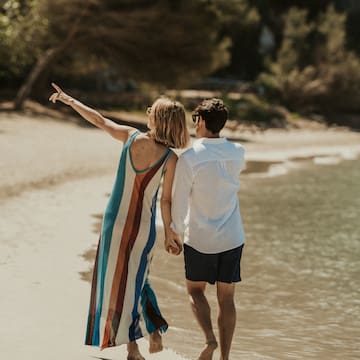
[127,341,145,360]
[140,279,168,353]
[149,328,163,353]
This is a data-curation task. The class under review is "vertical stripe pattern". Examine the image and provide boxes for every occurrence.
[85,132,170,349]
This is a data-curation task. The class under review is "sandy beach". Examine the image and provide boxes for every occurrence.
[1,109,360,360]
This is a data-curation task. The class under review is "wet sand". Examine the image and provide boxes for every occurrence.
[1,110,360,359]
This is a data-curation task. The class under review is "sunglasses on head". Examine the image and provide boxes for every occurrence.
[192,113,201,123]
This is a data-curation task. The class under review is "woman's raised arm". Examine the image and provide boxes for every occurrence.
[49,83,135,142]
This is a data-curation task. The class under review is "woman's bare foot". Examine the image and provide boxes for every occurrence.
[198,339,218,360]
[127,341,145,360]
[149,329,163,354]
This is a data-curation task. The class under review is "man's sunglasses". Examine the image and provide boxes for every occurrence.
[192,113,201,123]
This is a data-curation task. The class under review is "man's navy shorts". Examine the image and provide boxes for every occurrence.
[183,243,244,284]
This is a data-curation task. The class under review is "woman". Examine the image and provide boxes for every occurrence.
[49,83,189,360]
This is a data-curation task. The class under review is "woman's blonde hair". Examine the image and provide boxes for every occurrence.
[148,97,189,149]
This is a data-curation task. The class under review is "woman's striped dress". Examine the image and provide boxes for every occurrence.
[85,131,170,349]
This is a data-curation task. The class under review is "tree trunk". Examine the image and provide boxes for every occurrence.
[14,46,64,110]
[13,15,81,110]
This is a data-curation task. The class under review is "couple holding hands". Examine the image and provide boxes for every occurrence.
[49,83,245,360]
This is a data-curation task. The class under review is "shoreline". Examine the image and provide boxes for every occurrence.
[1,111,360,200]
[1,111,360,359]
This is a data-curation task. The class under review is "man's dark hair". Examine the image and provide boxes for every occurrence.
[194,98,228,134]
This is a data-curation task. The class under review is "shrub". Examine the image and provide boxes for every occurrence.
[224,94,286,128]
[258,5,360,114]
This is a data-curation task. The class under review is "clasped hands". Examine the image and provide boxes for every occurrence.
[165,228,182,256]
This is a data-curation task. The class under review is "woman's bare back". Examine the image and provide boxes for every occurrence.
[129,132,168,172]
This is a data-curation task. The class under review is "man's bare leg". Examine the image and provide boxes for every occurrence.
[187,280,218,360]
[149,329,163,353]
[127,341,145,360]
[216,282,236,360]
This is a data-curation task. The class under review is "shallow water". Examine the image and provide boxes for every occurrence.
[82,158,360,359]
[149,158,360,359]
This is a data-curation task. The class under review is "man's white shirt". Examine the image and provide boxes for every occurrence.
[171,137,246,254]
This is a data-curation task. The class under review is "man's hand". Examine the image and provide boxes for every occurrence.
[49,83,73,105]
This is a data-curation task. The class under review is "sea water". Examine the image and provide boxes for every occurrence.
[150,158,360,359]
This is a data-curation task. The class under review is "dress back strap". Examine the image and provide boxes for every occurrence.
[161,149,173,175]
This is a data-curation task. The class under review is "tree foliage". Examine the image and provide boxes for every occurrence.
[1,0,240,107]
[0,1,44,83]
[2,0,360,116]
[212,0,262,80]
[258,5,360,113]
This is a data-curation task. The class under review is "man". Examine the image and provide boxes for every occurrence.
[170,98,246,360]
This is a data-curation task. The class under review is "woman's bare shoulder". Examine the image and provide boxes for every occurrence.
[165,150,178,168]
[131,132,151,146]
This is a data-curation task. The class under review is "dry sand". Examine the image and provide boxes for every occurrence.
[1,110,360,360]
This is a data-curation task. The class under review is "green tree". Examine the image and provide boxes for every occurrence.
[258,5,360,113]
[5,0,234,109]
[0,1,42,84]
[212,0,261,80]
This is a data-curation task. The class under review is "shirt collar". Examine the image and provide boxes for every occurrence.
[195,137,227,145]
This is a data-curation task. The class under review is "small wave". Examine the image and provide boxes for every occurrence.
[92,337,190,359]
[149,275,186,292]
[313,156,341,165]
[267,163,289,177]
[340,149,359,160]
[246,161,302,178]
[244,149,359,178]
[169,326,198,334]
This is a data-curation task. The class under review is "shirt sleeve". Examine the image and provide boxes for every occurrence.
[239,146,246,172]
[171,155,193,234]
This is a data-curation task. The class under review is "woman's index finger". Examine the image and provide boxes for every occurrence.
[51,82,62,93]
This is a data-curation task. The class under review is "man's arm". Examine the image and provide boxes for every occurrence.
[171,154,193,234]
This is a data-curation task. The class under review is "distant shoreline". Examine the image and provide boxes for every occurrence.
[1,108,360,200]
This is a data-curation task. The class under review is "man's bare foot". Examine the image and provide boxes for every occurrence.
[149,329,163,353]
[198,339,218,360]
[127,341,145,360]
